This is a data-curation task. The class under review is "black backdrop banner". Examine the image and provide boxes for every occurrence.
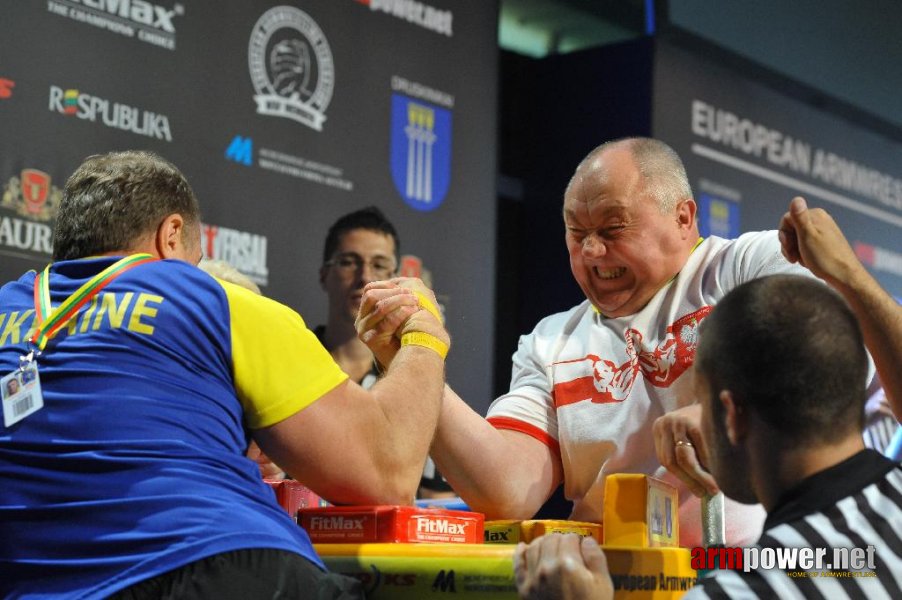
[653,41,902,299]
[0,0,500,410]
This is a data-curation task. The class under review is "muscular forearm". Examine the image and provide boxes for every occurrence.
[430,385,561,519]
[258,345,446,507]
[366,345,446,501]
[779,198,902,421]
[831,267,902,420]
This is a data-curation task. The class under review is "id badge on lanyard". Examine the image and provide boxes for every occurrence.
[1,355,42,428]
[2,254,156,429]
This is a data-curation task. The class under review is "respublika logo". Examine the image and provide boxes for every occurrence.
[49,85,173,141]
[354,0,453,37]
[390,93,451,212]
[249,6,334,131]
[1,169,62,257]
[46,0,184,50]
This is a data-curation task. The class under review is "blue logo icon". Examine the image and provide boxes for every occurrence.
[698,194,739,239]
[225,135,253,166]
[390,94,451,212]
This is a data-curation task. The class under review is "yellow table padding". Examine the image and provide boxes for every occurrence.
[316,543,697,599]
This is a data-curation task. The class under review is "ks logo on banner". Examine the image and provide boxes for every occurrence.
[390,94,451,212]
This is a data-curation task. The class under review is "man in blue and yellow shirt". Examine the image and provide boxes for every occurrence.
[0,150,450,599]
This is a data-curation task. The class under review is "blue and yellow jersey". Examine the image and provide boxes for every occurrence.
[0,256,347,599]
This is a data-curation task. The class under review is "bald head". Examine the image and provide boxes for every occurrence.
[569,138,693,214]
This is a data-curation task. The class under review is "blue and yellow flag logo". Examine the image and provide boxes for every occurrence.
[390,94,451,212]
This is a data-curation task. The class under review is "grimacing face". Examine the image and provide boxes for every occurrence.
[563,146,696,317]
[320,229,397,323]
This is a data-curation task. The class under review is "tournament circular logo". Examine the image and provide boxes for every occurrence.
[248,6,334,131]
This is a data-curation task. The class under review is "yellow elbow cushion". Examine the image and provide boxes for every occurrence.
[401,331,449,359]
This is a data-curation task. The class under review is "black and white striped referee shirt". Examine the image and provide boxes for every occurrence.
[687,450,902,599]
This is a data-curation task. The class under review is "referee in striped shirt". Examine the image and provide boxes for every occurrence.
[514,199,902,599]
[683,273,902,599]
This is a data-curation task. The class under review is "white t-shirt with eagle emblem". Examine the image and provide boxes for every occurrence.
[486,230,812,546]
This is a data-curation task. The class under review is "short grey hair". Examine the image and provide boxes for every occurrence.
[580,137,693,213]
[198,258,261,295]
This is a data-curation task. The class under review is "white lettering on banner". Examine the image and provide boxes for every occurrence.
[48,1,69,17]
[48,86,172,142]
[367,0,453,37]
[201,224,269,286]
[0,217,53,254]
[256,148,354,192]
[690,99,902,215]
[811,151,902,210]
[691,99,811,174]
[60,0,179,32]
[137,27,175,49]
[391,75,454,109]
[46,0,182,50]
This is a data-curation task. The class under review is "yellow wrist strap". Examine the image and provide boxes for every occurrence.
[414,291,443,323]
[401,331,448,360]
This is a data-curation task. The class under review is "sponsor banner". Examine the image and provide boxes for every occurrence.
[224,136,353,192]
[0,169,61,260]
[354,0,453,37]
[249,5,334,132]
[0,0,499,417]
[46,0,184,51]
[390,91,452,212]
[200,223,269,286]
[691,99,902,217]
[49,85,173,141]
[653,41,902,299]
[0,170,268,284]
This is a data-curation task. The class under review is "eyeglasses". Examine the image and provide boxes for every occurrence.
[325,253,397,279]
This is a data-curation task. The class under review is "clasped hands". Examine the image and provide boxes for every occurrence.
[354,278,451,367]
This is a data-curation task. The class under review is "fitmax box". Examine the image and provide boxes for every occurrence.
[297,505,484,544]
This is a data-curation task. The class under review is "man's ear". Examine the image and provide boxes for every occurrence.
[319,265,328,289]
[677,198,697,235]
[155,213,186,259]
[720,390,747,446]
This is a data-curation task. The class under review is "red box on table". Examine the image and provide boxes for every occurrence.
[297,505,484,544]
[266,479,329,518]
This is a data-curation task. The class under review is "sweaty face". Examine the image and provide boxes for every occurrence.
[321,229,397,323]
[696,372,757,505]
[563,146,696,317]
